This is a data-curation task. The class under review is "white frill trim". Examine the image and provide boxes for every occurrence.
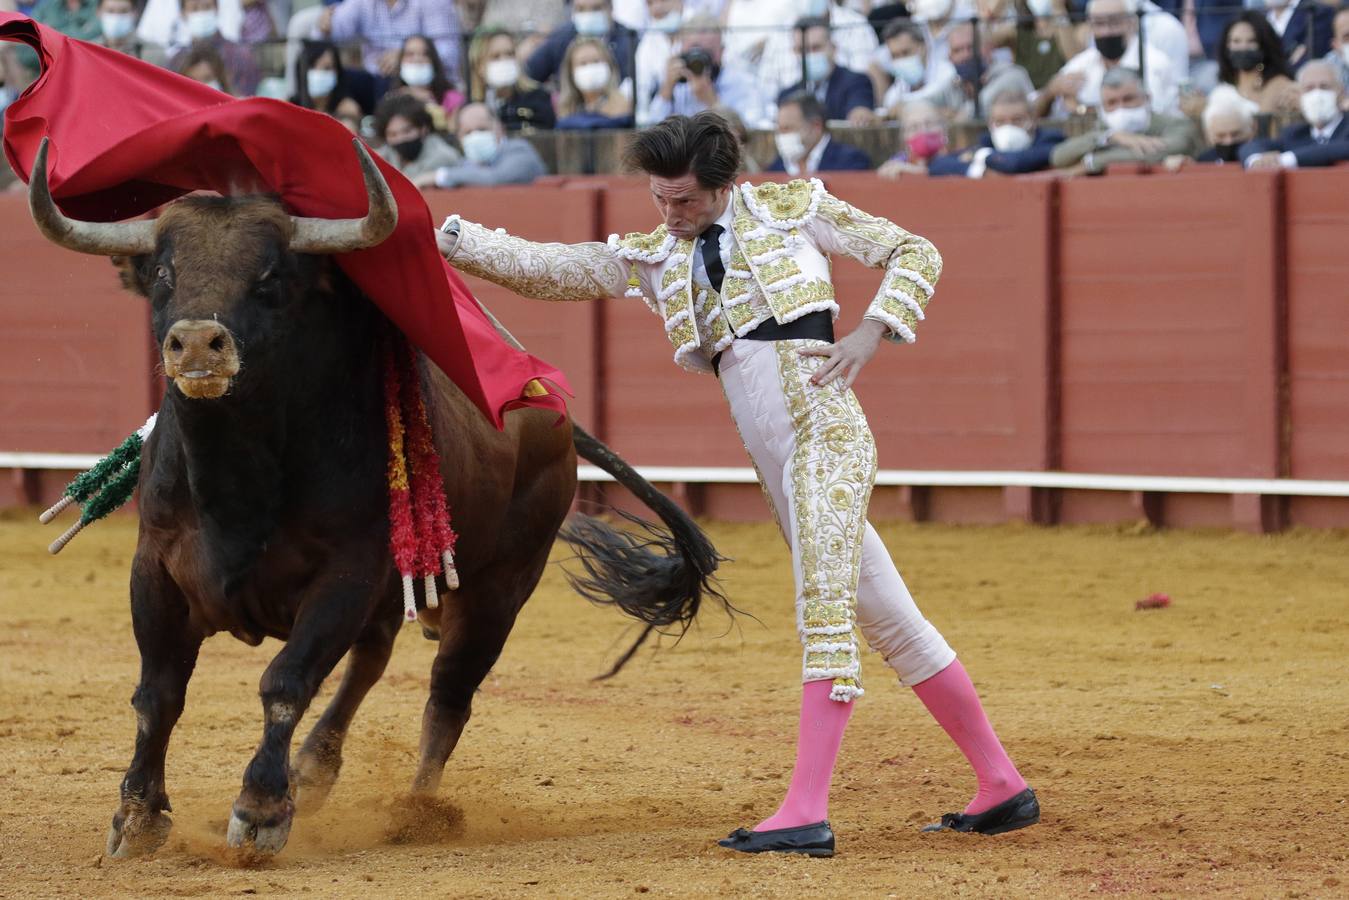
[802,623,856,637]
[711,329,737,354]
[739,177,826,230]
[734,312,773,337]
[664,308,691,332]
[804,663,861,681]
[608,231,676,263]
[891,267,936,298]
[726,267,753,279]
[777,299,840,323]
[694,289,710,313]
[625,285,646,298]
[749,245,794,267]
[761,272,810,294]
[673,341,712,374]
[829,683,865,702]
[882,287,927,321]
[722,293,754,309]
[867,308,917,343]
[807,641,860,654]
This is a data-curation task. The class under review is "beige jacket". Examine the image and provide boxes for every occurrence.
[444,178,942,374]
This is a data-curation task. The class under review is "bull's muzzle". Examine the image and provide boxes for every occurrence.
[162,320,241,399]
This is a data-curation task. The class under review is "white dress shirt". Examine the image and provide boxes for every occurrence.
[1058,38,1182,115]
[692,197,738,290]
[783,133,832,176]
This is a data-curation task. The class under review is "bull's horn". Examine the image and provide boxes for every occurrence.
[28,137,157,257]
[289,140,398,254]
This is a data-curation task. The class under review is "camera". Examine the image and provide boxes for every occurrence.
[679,47,714,80]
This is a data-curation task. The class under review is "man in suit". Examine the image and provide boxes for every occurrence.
[776,15,876,125]
[1263,0,1334,69]
[1244,60,1349,168]
[1051,66,1202,174]
[768,90,873,174]
[929,89,1064,178]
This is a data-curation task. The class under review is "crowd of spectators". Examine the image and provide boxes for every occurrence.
[3,0,1349,191]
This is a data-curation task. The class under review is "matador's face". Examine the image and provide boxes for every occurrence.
[649,174,731,241]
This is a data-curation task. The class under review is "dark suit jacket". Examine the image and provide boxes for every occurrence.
[1280,0,1335,66]
[778,65,875,121]
[767,137,872,173]
[928,128,1065,177]
[1240,115,1349,167]
[524,22,637,85]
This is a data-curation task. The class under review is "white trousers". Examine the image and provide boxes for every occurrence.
[717,339,956,693]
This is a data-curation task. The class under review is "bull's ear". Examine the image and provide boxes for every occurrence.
[111,254,153,297]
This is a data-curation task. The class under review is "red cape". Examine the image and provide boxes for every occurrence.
[1,13,569,427]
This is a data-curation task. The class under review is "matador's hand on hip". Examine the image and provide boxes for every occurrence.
[798,319,888,389]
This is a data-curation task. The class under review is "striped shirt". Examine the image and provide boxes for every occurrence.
[327,0,461,79]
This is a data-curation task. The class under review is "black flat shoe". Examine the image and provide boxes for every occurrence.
[717,821,836,857]
[921,787,1040,835]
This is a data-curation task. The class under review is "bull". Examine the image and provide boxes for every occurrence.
[27,139,722,857]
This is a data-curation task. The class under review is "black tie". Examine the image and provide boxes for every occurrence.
[699,223,725,294]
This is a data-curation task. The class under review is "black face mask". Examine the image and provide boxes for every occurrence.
[1095,34,1127,61]
[1214,142,1241,162]
[391,136,424,162]
[954,58,983,85]
[1228,48,1263,72]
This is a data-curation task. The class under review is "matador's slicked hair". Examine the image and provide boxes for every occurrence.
[622,111,742,190]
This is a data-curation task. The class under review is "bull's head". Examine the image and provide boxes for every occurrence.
[27,138,397,400]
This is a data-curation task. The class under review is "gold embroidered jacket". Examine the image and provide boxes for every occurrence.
[443,178,942,374]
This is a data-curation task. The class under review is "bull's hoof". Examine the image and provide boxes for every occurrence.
[226,801,294,855]
[105,805,173,858]
[291,755,341,817]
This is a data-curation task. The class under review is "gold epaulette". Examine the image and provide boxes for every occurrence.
[607,225,676,262]
[739,178,827,230]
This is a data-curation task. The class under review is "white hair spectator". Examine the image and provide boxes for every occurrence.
[1203,84,1258,131]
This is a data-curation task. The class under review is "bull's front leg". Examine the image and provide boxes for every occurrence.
[107,556,203,858]
[227,577,379,855]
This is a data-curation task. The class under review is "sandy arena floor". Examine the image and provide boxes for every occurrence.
[0,510,1346,898]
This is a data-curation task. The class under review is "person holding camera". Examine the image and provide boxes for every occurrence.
[643,14,773,128]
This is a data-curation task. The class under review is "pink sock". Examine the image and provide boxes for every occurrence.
[754,679,854,831]
[911,659,1028,815]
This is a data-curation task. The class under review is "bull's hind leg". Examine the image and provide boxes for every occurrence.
[107,557,203,858]
[227,578,376,854]
[291,614,399,816]
[411,559,544,796]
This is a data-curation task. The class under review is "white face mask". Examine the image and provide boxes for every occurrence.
[1299,88,1341,127]
[1027,0,1054,16]
[775,130,807,162]
[100,12,136,40]
[990,123,1033,152]
[185,10,217,39]
[461,128,500,164]
[650,11,681,33]
[484,58,519,89]
[888,54,925,87]
[572,60,612,92]
[1102,103,1151,134]
[400,62,435,87]
[573,10,609,36]
[1340,45,1349,68]
[910,0,952,22]
[307,67,337,97]
[804,50,831,82]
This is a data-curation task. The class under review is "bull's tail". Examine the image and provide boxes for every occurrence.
[562,424,731,678]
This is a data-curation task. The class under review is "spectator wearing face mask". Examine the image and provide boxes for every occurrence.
[755,0,879,96]
[1323,5,1349,91]
[29,0,101,44]
[468,28,556,131]
[315,0,463,81]
[1051,66,1201,174]
[389,34,466,118]
[907,0,975,70]
[175,43,232,93]
[292,40,373,133]
[927,89,1065,177]
[644,14,772,127]
[1261,0,1333,70]
[168,0,260,95]
[877,98,948,177]
[1191,86,1258,164]
[1214,12,1298,115]
[635,0,683,122]
[768,90,872,173]
[136,0,244,49]
[983,0,1087,91]
[556,36,635,128]
[1039,0,1181,117]
[374,93,463,179]
[1244,60,1349,168]
[872,19,961,114]
[777,16,876,125]
[526,0,638,85]
[95,0,143,54]
[410,102,548,188]
[943,21,1035,119]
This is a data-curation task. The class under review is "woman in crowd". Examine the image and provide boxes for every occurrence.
[878,99,949,178]
[556,37,633,129]
[870,20,962,117]
[1213,12,1298,115]
[176,43,232,93]
[388,34,466,119]
[291,40,366,130]
[373,92,463,180]
[467,27,556,131]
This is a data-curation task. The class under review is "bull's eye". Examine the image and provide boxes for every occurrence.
[155,265,172,285]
